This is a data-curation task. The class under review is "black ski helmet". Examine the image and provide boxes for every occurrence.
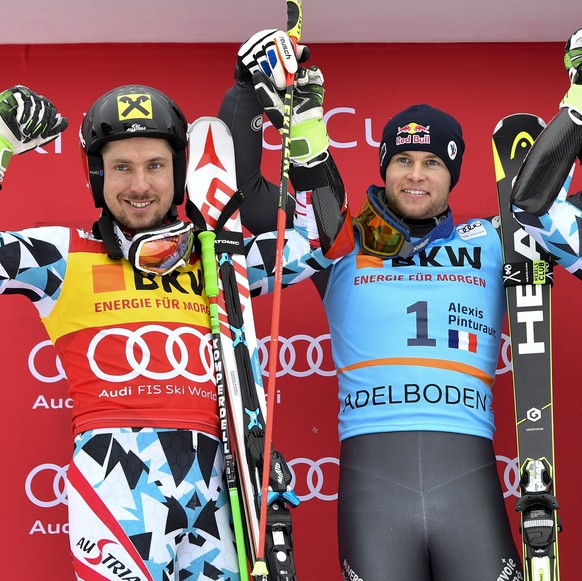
[80,84,188,208]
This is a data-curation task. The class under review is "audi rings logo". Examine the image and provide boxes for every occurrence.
[258,334,335,378]
[497,455,520,498]
[496,333,512,376]
[25,463,69,508]
[28,340,67,383]
[29,332,334,383]
[288,456,520,501]
[88,325,214,382]
[288,457,339,502]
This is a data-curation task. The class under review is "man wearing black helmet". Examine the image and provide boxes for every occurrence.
[224,30,522,581]
[0,73,349,578]
[81,86,194,274]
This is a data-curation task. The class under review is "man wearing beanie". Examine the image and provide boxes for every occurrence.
[222,32,522,581]
[331,103,521,581]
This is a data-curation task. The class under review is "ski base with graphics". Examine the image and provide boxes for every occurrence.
[493,113,560,581]
[186,116,299,581]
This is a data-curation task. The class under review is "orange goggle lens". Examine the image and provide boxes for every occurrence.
[135,230,194,275]
[353,201,406,257]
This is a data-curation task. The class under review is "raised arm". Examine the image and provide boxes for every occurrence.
[510,28,582,277]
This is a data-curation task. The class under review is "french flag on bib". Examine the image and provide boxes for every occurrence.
[448,329,477,352]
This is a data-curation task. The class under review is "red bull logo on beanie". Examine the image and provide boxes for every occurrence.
[397,123,431,135]
[396,122,431,146]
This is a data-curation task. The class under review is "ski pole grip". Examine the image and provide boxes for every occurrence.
[286,0,302,42]
[199,231,219,298]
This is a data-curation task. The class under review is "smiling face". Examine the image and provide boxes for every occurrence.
[383,150,452,220]
[101,137,175,231]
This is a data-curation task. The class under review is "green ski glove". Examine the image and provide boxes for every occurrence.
[565,28,582,84]
[0,85,68,183]
[253,66,329,167]
[561,29,582,123]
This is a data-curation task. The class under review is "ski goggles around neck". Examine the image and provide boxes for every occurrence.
[353,186,454,259]
[113,220,195,276]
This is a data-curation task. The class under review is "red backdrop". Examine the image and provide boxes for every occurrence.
[0,42,580,578]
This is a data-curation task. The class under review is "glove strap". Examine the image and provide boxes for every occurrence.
[0,135,14,182]
[289,118,330,167]
[560,84,582,125]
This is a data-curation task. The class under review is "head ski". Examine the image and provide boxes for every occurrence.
[493,113,560,580]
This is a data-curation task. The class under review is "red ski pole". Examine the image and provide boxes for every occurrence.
[251,1,303,578]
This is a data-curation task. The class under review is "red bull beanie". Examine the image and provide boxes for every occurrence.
[379,104,465,189]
